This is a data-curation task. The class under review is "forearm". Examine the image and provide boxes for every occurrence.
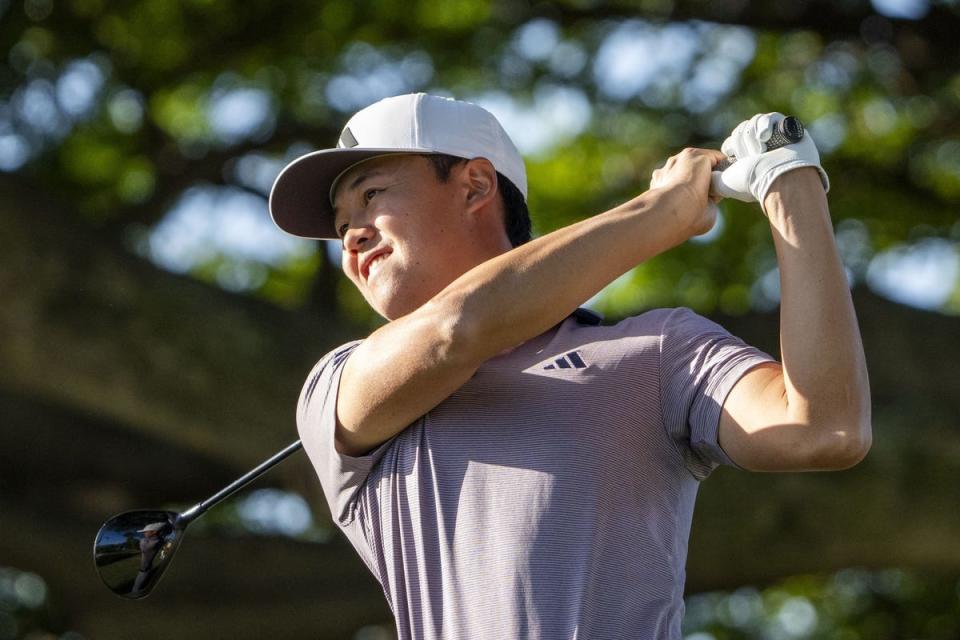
[764,169,871,459]
[430,185,696,361]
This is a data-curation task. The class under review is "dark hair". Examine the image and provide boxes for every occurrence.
[425,154,531,248]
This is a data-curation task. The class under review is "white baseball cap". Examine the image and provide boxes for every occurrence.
[269,93,528,239]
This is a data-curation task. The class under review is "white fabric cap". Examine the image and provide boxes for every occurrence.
[269,93,527,239]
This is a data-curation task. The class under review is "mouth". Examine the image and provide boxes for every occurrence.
[360,249,392,282]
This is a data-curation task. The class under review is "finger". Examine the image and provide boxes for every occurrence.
[680,147,710,158]
[728,120,753,159]
[707,176,724,202]
[650,168,663,188]
[755,112,783,144]
[720,137,737,159]
[739,119,765,157]
[673,147,713,163]
[709,170,729,199]
[710,167,754,202]
[702,149,727,168]
[750,113,772,144]
[726,119,763,159]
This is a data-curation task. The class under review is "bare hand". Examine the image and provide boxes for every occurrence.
[650,147,727,237]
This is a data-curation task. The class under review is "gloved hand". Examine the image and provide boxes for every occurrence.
[710,112,830,207]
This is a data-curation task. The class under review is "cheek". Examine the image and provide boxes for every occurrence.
[342,254,360,283]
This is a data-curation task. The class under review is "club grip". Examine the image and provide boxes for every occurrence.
[715,116,804,171]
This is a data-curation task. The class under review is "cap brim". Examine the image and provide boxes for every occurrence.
[269,147,430,240]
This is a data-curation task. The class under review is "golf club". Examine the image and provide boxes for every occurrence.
[91,116,806,602]
[714,115,804,171]
[93,439,303,599]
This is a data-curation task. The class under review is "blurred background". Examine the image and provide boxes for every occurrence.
[1,0,959,638]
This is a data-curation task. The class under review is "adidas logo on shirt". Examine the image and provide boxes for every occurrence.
[544,351,587,370]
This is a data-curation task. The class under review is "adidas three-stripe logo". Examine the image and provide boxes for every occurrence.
[544,351,587,370]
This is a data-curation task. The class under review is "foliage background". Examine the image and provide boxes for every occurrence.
[1,0,959,638]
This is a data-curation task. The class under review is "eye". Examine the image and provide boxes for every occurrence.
[363,187,381,204]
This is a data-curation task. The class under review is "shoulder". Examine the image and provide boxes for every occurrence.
[592,306,713,338]
[546,307,681,365]
[555,307,733,354]
[575,308,740,362]
[550,307,688,346]
[305,339,364,380]
[298,340,364,415]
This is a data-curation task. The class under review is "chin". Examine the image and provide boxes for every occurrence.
[378,299,420,321]
[365,290,411,321]
[370,286,434,321]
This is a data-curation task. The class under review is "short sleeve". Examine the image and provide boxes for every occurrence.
[297,340,396,526]
[659,307,775,480]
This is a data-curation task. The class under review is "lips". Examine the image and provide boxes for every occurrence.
[360,249,391,282]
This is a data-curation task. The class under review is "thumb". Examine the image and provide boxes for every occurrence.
[709,171,730,198]
[711,169,753,202]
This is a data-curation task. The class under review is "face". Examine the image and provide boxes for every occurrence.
[331,155,493,320]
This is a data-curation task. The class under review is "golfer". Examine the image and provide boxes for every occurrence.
[132,521,169,595]
[269,93,871,639]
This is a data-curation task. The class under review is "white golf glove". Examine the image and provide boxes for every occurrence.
[710,112,830,206]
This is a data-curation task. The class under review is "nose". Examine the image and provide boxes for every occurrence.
[343,224,375,253]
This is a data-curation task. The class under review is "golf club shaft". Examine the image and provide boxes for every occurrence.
[179,439,304,524]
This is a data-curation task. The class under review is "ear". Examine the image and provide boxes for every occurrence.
[460,158,499,213]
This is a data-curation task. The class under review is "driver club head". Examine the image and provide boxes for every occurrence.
[93,510,185,599]
[92,439,305,598]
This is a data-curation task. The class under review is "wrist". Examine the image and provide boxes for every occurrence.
[762,167,826,215]
[647,183,708,237]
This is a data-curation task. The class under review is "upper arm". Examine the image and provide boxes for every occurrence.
[718,361,867,471]
[716,362,797,471]
[335,301,481,456]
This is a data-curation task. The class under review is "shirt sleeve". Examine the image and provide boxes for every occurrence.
[658,307,775,480]
[297,340,396,526]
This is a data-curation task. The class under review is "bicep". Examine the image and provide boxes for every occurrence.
[335,303,480,456]
[718,361,816,471]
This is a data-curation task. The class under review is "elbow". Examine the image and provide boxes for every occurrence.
[423,271,522,367]
[418,296,486,368]
[808,418,873,470]
[802,382,873,470]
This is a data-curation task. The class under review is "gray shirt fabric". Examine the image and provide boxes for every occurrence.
[297,307,774,639]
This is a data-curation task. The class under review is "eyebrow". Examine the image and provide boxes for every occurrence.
[347,168,386,193]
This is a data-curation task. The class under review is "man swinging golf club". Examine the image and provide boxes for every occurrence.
[269,93,871,639]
